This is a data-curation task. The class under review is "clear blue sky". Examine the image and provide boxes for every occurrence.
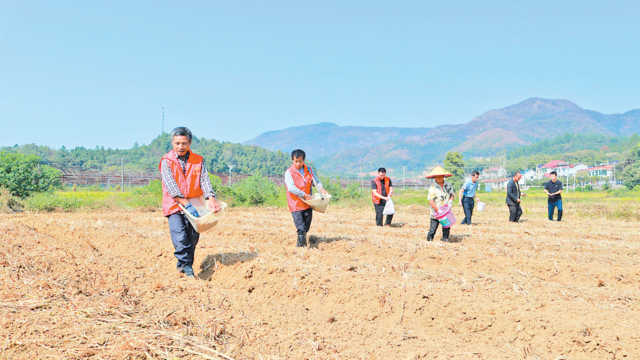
[2,1,639,149]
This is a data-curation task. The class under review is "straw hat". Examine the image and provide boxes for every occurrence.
[425,166,453,179]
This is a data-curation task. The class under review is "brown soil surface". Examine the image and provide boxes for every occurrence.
[1,204,639,359]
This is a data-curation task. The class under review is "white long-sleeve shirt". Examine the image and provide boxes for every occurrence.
[284,167,323,198]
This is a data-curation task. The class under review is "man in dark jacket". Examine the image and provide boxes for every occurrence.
[505,172,526,222]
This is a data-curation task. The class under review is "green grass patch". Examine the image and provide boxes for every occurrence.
[24,190,160,212]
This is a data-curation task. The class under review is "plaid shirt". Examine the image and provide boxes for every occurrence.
[161,151,216,199]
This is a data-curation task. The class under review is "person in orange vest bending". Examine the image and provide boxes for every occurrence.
[284,149,329,247]
[371,168,394,226]
[160,127,222,278]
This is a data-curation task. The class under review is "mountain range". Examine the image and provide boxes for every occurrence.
[245,98,640,174]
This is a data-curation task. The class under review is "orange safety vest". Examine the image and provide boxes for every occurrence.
[286,164,313,212]
[159,151,204,217]
[372,176,391,204]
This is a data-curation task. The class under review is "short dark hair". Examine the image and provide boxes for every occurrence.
[378,167,386,173]
[171,127,193,142]
[471,170,480,176]
[550,171,557,176]
[513,171,521,177]
[291,149,306,160]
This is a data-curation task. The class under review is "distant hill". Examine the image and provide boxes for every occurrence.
[246,98,640,174]
[244,122,432,159]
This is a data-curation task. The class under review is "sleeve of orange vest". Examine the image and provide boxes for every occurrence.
[161,159,185,198]
[284,170,307,198]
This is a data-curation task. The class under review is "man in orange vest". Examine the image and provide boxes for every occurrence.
[284,149,328,247]
[371,168,394,226]
[160,127,222,278]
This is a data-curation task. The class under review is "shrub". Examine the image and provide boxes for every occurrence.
[231,173,285,207]
[634,185,640,192]
[320,177,366,202]
[0,152,62,197]
[584,185,593,192]
[575,186,583,192]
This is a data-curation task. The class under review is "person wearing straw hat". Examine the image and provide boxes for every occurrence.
[371,167,394,226]
[285,149,329,247]
[160,127,222,278]
[426,166,455,242]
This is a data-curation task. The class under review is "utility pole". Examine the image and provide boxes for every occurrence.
[121,157,124,193]
[228,165,234,186]
[359,161,363,191]
[161,105,165,134]
[403,166,405,191]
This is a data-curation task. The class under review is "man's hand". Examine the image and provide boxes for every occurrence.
[385,196,391,201]
[517,199,521,203]
[320,188,329,196]
[458,200,463,207]
[208,198,222,213]
[184,202,200,217]
[475,197,480,202]
[304,194,313,200]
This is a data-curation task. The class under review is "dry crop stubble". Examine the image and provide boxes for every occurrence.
[1,203,639,359]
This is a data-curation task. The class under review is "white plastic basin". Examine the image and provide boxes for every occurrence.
[178,196,228,233]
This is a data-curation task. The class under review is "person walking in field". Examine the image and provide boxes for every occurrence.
[545,170,563,221]
[285,149,329,247]
[371,167,394,226]
[458,170,480,225]
[426,166,455,242]
[160,127,222,278]
[506,172,525,223]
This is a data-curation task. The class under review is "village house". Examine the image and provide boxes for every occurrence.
[585,165,614,178]
[482,167,506,179]
[536,160,567,180]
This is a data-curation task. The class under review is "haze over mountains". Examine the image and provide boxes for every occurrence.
[246,98,640,174]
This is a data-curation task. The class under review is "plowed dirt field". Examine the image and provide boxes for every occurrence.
[1,203,639,359]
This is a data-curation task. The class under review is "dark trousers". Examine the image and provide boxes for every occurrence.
[427,217,450,241]
[168,213,200,270]
[548,200,563,221]
[461,196,475,225]
[508,203,523,222]
[292,208,313,235]
[374,200,393,226]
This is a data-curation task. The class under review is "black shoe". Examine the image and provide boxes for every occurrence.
[297,233,307,247]
[182,265,195,278]
[441,238,450,243]
[426,238,433,242]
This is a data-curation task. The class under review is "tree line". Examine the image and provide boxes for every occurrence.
[1,133,292,175]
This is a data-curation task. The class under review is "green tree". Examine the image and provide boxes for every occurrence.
[621,163,640,189]
[0,152,62,197]
[444,151,465,190]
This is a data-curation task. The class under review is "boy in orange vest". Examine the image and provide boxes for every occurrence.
[371,168,394,226]
[160,127,222,278]
[284,149,328,247]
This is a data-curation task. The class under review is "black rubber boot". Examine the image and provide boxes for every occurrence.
[297,233,307,247]
[557,210,563,222]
